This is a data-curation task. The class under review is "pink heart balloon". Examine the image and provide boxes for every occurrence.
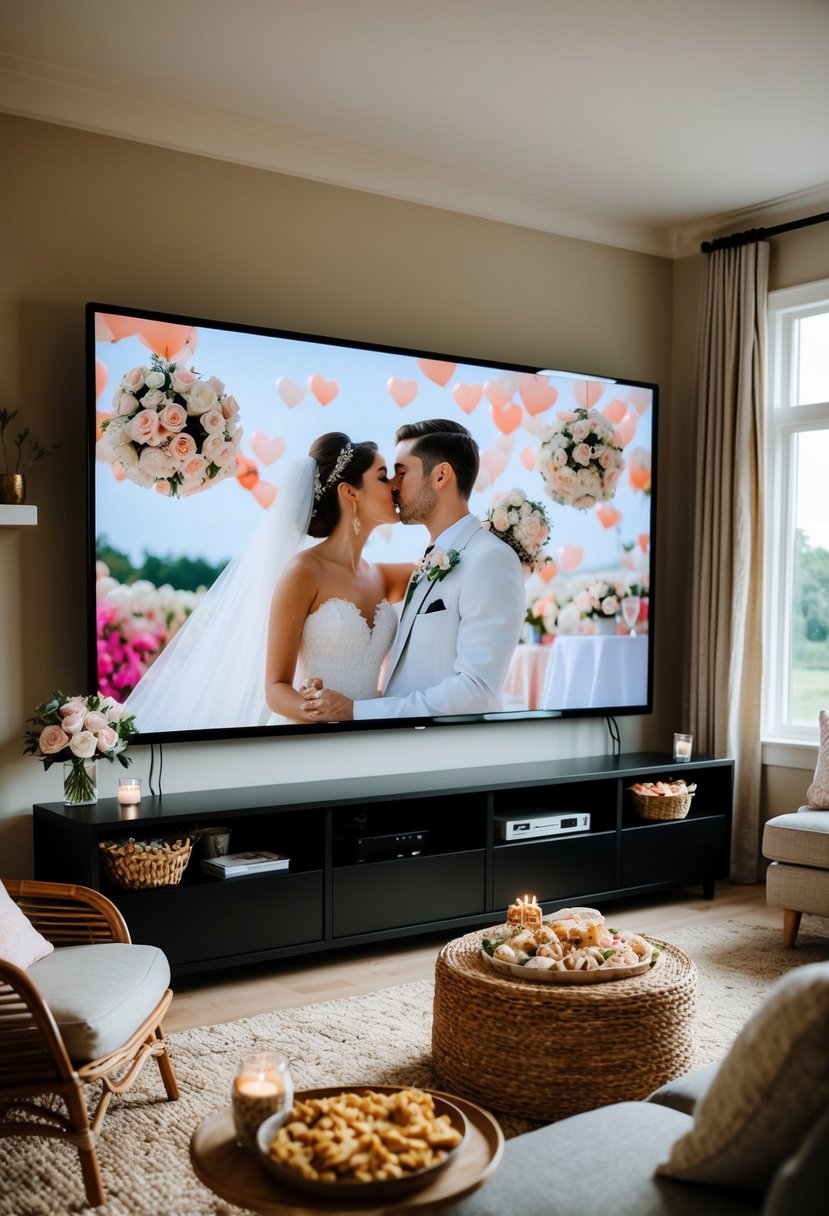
[251,432,286,466]
[492,401,523,434]
[481,449,509,481]
[558,544,583,573]
[418,358,456,387]
[484,381,512,409]
[111,462,127,482]
[612,412,638,448]
[253,481,277,509]
[276,376,305,408]
[309,374,339,406]
[520,374,558,415]
[595,505,622,529]
[98,313,144,342]
[95,359,109,400]
[520,446,536,471]
[138,320,198,361]
[387,376,417,408]
[539,563,558,584]
[521,413,546,437]
[452,383,482,414]
[602,399,627,424]
[572,381,605,410]
[629,387,652,415]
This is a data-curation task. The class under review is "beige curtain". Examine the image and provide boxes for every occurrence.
[687,241,769,883]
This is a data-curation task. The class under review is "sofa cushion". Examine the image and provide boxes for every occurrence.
[763,1104,829,1216]
[657,961,829,1194]
[762,809,829,867]
[806,708,829,807]
[445,1102,756,1216]
[27,942,170,1063]
[0,882,53,970]
[647,1062,720,1115]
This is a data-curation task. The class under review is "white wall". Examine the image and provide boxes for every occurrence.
[0,114,676,875]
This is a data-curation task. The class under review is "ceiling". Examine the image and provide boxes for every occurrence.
[3,0,829,257]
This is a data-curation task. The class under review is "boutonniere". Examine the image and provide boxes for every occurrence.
[405,548,461,607]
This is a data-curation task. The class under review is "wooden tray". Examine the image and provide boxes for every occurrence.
[190,1085,504,1214]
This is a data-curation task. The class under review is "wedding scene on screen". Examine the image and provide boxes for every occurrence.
[91,308,655,737]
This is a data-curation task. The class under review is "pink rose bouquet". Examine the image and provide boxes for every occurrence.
[97,354,243,497]
[536,408,624,509]
[24,691,138,803]
[481,489,553,572]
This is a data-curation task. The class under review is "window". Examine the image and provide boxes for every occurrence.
[764,279,829,742]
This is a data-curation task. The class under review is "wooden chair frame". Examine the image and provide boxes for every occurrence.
[0,879,179,1207]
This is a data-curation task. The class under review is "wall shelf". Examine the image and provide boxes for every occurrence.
[0,504,37,527]
[33,752,734,977]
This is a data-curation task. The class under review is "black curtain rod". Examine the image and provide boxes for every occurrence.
[700,208,829,253]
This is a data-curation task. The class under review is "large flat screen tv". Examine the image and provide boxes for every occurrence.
[87,303,656,742]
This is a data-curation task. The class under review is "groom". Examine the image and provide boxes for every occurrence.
[303,418,525,721]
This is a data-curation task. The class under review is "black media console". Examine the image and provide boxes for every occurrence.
[32,752,734,977]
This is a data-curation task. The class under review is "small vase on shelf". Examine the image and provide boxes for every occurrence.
[0,473,26,505]
[63,758,98,806]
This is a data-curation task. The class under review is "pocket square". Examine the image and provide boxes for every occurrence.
[424,599,446,614]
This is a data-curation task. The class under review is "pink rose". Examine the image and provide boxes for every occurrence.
[39,724,69,754]
[129,410,161,445]
[158,404,187,432]
[557,411,579,423]
[124,367,145,391]
[171,433,197,461]
[155,480,172,495]
[221,395,239,420]
[572,443,591,467]
[60,698,86,718]
[200,409,225,434]
[207,375,225,397]
[69,730,97,758]
[182,454,207,480]
[211,442,236,468]
[116,392,139,416]
[96,726,119,752]
[84,711,108,733]
[62,711,86,734]
[171,368,198,392]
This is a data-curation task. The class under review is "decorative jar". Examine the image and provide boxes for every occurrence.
[63,758,98,805]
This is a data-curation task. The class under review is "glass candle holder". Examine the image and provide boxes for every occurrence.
[232,1052,293,1150]
[673,733,693,762]
[117,777,142,805]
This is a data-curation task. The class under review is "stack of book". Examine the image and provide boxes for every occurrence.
[200,850,290,880]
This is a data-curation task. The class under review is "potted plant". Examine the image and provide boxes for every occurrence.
[0,408,64,504]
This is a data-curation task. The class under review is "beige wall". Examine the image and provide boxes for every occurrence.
[2,112,674,875]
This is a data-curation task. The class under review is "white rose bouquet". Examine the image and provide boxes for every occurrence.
[98,354,243,497]
[573,579,624,621]
[536,407,624,509]
[481,489,553,572]
[24,692,138,804]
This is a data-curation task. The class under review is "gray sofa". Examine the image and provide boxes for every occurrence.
[448,962,829,1215]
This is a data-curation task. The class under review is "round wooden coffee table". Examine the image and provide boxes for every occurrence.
[432,931,696,1123]
[190,1088,504,1215]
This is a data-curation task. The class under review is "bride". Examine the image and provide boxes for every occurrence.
[124,432,413,733]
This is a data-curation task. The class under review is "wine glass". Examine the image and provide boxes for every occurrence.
[621,596,640,635]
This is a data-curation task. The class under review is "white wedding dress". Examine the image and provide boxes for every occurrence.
[299,598,397,702]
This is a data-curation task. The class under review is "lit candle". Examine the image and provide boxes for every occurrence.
[232,1052,292,1150]
[507,893,543,929]
[673,734,693,762]
[117,778,142,805]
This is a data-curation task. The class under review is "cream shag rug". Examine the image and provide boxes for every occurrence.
[2,916,827,1216]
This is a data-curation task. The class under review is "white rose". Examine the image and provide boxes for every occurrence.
[207,375,225,398]
[186,382,218,416]
[491,510,510,532]
[96,726,119,752]
[138,446,173,478]
[141,389,165,410]
[114,443,139,469]
[116,392,140,416]
[144,370,166,389]
[69,730,97,758]
[601,595,619,617]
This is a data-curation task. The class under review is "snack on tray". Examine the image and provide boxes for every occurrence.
[482,905,657,972]
[266,1087,462,1185]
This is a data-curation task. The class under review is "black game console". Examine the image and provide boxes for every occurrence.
[341,814,430,863]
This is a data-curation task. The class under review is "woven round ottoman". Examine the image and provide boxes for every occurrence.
[432,929,696,1123]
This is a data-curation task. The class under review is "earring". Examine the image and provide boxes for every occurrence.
[352,504,361,536]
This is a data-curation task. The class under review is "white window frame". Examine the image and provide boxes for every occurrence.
[764,277,829,746]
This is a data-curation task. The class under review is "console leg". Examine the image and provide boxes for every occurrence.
[783,909,802,948]
[702,879,715,900]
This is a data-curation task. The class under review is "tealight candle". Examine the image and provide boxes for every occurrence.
[673,733,693,762]
[117,778,142,805]
[232,1051,292,1150]
[507,893,543,929]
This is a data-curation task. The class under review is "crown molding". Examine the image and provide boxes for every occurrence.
[0,54,672,257]
[670,181,829,259]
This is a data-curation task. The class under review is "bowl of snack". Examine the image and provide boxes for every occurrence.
[481,905,659,983]
[627,780,696,821]
[256,1085,466,1201]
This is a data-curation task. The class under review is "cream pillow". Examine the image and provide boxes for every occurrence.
[657,961,829,1193]
[806,709,829,807]
[0,882,54,969]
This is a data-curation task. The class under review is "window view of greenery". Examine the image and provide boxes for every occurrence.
[791,425,829,725]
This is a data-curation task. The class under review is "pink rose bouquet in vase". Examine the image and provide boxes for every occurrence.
[24,692,138,805]
[481,489,553,573]
[536,408,624,509]
[97,354,243,497]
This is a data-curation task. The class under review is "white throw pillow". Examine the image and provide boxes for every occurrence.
[806,709,829,808]
[0,882,54,969]
[657,961,829,1194]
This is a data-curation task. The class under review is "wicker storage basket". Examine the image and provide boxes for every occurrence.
[99,836,192,890]
[628,784,696,821]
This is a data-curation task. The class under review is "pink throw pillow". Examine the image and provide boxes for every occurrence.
[807,709,829,808]
[0,882,54,969]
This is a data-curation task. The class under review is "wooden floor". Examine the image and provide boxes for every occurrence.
[166,881,777,1033]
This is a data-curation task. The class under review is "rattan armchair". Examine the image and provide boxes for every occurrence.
[0,879,179,1208]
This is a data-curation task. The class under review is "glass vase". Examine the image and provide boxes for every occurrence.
[63,758,98,805]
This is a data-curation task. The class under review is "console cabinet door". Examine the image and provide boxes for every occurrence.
[333,851,485,937]
[493,831,617,907]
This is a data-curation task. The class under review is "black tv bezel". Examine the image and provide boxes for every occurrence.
[85,300,658,745]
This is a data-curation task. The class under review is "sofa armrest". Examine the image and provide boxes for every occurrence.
[647,1062,721,1115]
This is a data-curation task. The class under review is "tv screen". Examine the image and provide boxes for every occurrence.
[88,303,656,742]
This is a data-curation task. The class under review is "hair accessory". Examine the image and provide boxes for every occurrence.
[313,443,354,502]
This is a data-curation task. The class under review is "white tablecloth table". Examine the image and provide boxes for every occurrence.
[539,634,649,711]
[502,644,554,711]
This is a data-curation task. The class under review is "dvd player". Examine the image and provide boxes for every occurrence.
[495,810,590,841]
[341,815,430,863]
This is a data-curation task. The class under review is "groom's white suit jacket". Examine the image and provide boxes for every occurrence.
[354,514,525,720]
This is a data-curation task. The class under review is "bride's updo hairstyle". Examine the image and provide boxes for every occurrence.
[308,431,379,538]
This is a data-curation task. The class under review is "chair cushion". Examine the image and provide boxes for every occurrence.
[0,883,53,970]
[762,809,829,867]
[647,1062,721,1115]
[27,942,170,1063]
[445,1102,757,1216]
[806,708,829,807]
[656,961,829,1194]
